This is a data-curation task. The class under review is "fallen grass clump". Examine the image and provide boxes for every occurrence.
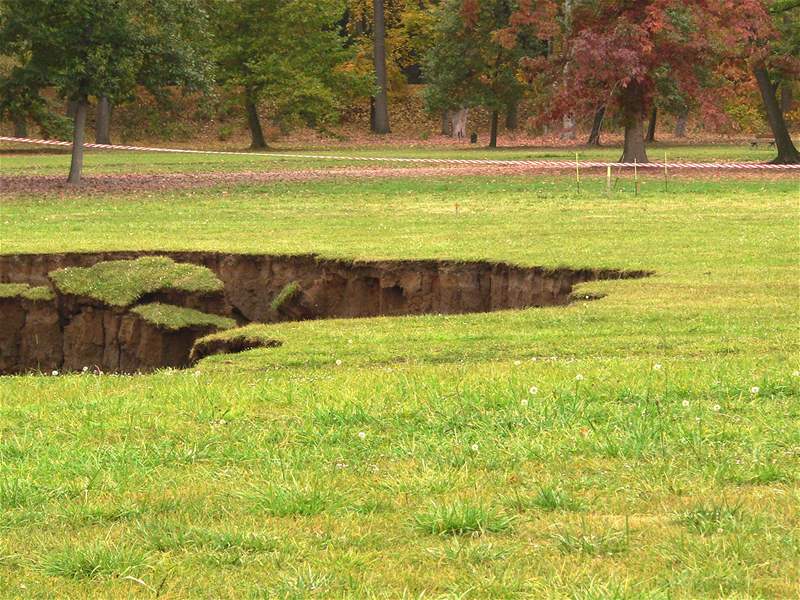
[270,281,300,311]
[49,256,222,306]
[131,302,235,331]
[414,501,516,536]
[0,282,54,301]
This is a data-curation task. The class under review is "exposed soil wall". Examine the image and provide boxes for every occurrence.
[0,252,650,374]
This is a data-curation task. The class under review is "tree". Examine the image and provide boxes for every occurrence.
[750,0,799,163]
[208,0,369,148]
[521,0,770,163]
[0,0,211,183]
[425,0,551,147]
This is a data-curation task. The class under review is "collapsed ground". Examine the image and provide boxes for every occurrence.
[0,153,798,598]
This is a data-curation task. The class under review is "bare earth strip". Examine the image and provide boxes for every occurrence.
[1,164,796,196]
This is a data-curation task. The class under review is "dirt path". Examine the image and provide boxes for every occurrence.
[1,164,795,196]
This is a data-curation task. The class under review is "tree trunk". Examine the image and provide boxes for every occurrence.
[451,108,468,140]
[67,98,88,184]
[489,110,499,148]
[781,81,793,116]
[505,101,518,131]
[646,106,657,142]
[13,116,27,138]
[372,0,390,134]
[619,81,648,163]
[95,96,112,144]
[245,91,267,149]
[754,65,799,164]
[561,115,576,140]
[66,100,78,119]
[674,111,688,138]
[587,106,605,146]
[441,110,451,135]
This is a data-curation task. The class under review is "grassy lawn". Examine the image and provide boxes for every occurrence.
[0,157,798,598]
[0,142,782,175]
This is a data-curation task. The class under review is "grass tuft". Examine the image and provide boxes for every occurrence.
[240,482,339,517]
[39,543,150,579]
[504,486,584,513]
[552,522,630,556]
[414,501,516,536]
[680,502,743,535]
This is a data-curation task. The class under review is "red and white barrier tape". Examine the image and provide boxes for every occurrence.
[2,135,799,170]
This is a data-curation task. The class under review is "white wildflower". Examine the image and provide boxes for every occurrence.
[712,404,721,412]
[335,359,342,366]
[51,370,58,376]
[750,386,760,395]
[653,363,662,371]
[529,386,539,395]
[520,398,529,407]
[357,431,366,440]
[575,374,584,382]
[470,443,479,452]
[682,400,690,408]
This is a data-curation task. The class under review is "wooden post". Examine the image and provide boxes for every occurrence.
[606,165,612,196]
[575,152,581,194]
[634,158,639,196]
[663,151,668,193]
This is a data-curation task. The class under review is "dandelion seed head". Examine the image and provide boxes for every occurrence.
[529,385,538,395]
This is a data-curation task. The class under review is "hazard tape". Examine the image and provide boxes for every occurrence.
[1,135,799,170]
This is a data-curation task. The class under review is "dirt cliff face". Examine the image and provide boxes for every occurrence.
[0,252,650,374]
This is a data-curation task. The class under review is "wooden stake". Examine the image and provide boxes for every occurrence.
[634,158,639,196]
[664,151,668,192]
[575,152,581,194]
[606,165,612,196]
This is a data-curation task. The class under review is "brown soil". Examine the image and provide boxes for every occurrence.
[1,163,794,196]
[0,251,650,375]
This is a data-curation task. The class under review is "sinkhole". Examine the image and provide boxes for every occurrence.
[0,252,650,374]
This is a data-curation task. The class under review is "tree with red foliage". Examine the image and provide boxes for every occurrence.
[519,0,773,163]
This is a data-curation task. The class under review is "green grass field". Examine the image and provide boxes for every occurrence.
[1,150,799,598]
